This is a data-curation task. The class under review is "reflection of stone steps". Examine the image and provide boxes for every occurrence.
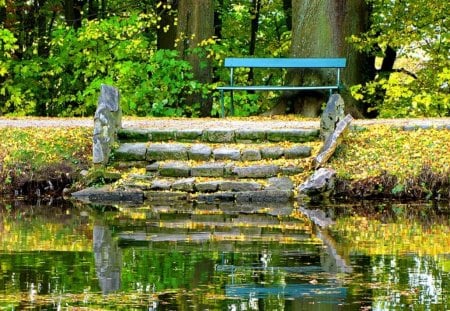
[113,206,314,244]
[79,126,322,204]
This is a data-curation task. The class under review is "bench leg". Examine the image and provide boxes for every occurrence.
[220,89,225,118]
[230,91,234,116]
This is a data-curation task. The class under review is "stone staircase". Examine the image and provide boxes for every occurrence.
[95,126,322,205]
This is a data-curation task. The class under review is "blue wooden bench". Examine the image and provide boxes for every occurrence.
[217,57,347,117]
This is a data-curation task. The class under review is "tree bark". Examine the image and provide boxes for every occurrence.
[285,0,370,117]
[177,0,214,116]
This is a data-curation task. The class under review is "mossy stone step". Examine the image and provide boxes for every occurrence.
[118,128,320,143]
[114,142,312,162]
[150,161,305,178]
[124,175,294,193]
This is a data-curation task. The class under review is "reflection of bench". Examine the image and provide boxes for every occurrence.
[226,284,347,300]
[217,57,347,117]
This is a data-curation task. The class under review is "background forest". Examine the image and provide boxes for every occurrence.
[0,0,448,118]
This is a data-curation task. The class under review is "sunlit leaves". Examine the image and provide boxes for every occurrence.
[330,125,450,182]
[331,213,450,257]
[351,0,449,117]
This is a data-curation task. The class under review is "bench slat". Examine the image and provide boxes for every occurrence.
[224,58,346,69]
[217,85,339,91]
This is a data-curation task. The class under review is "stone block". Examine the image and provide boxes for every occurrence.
[146,143,188,161]
[93,85,122,165]
[314,114,353,168]
[191,162,225,177]
[280,165,304,175]
[219,181,262,192]
[149,130,176,141]
[284,145,312,158]
[241,149,262,161]
[172,177,196,192]
[320,94,345,141]
[114,143,147,161]
[213,147,241,161]
[265,177,294,190]
[267,129,319,142]
[188,144,212,161]
[232,165,279,178]
[298,167,336,196]
[150,179,172,190]
[117,129,150,142]
[146,162,160,172]
[260,146,284,159]
[145,191,188,201]
[195,181,220,192]
[197,192,235,203]
[203,130,235,143]
[235,130,267,142]
[159,161,190,177]
[176,129,203,141]
[235,190,292,203]
[71,186,143,204]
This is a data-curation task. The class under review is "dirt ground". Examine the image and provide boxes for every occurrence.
[1,116,450,130]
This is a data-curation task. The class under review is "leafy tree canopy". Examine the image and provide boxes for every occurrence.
[0,0,448,117]
[350,0,449,117]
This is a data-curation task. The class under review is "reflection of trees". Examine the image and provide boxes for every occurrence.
[370,255,450,309]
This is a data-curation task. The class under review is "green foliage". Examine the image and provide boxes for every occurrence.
[350,0,449,117]
[0,0,296,117]
[0,11,206,117]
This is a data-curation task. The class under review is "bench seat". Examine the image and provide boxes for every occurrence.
[217,57,346,117]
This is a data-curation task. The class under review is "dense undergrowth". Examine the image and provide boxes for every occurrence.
[0,120,448,201]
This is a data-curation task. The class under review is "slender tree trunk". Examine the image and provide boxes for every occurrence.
[285,0,370,117]
[156,0,177,50]
[64,0,84,28]
[282,0,292,31]
[87,0,99,19]
[177,0,214,116]
[248,0,261,83]
[214,0,224,39]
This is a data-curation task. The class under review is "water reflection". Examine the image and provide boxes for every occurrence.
[93,225,122,294]
[0,199,448,310]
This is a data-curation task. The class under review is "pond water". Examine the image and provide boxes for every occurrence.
[0,199,449,310]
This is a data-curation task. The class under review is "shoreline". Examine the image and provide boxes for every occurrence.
[0,117,449,203]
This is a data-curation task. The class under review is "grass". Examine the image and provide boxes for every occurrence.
[0,126,92,195]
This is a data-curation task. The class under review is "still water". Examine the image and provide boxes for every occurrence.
[0,199,449,310]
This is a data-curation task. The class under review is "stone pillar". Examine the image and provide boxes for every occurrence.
[93,85,122,165]
[320,94,345,142]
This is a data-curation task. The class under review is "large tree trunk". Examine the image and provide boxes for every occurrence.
[283,0,369,117]
[177,0,214,117]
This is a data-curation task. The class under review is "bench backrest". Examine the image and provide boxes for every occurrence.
[224,57,346,69]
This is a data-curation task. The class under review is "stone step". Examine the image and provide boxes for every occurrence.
[118,128,320,143]
[142,161,306,178]
[114,142,314,162]
[124,176,294,193]
[122,175,296,204]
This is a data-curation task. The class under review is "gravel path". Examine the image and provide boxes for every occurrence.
[0,117,449,130]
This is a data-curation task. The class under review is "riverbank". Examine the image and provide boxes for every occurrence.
[0,116,449,202]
